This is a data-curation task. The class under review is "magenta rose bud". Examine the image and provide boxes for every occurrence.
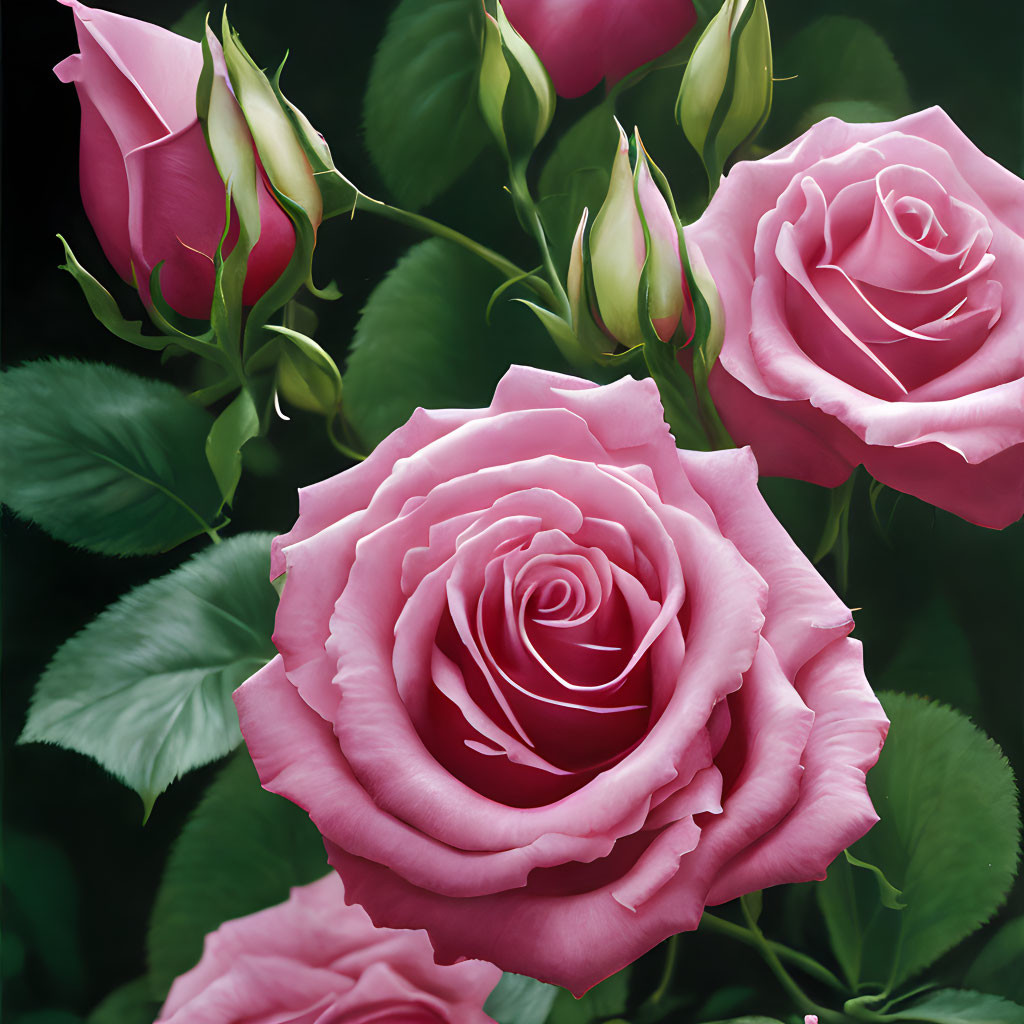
[156,873,501,1024]
[234,365,888,995]
[685,107,1024,529]
[54,0,302,319]
[502,0,697,99]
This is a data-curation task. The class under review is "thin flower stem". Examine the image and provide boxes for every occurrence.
[327,414,367,463]
[736,900,845,1024]
[698,913,846,993]
[354,195,556,308]
[651,934,679,1005]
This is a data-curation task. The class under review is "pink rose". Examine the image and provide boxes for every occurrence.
[55,1,304,319]
[157,873,500,1024]
[685,107,1024,529]
[234,365,888,994]
[502,0,697,98]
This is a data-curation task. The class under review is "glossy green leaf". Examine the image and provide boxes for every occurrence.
[0,360,224,554]
[965,917,1024,1005]
[364,0,489,209]
[484,973,559,1024]
[767,16,911,147]
[827,693,1020,991]
[147,752,328,998]
[88,979,159,1024]
[20,533,278,816]
[872,988,1024,1024]
[342,239,570,449]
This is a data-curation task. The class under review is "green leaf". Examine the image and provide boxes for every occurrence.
[965,917,1024,1005]
[844,850,905,911]
[205,387,260,506]
[871,988,1024,1024]
[364,0,489,209]
[20,533,278,816]
[0,360,224,554]
[342,239,570,449]
[550,967,630,1024]
[826,693,1021,992]
[537,103,618,260]
[88,979,159,1024]
[56,236,169,352]
[766,16,911,147]
[147,751,328,997]
[484,973,559,1024]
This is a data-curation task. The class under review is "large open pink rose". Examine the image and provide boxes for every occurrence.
[235,366,887,994]
[157,873,500,1024]
[502,0,696,98]
[55,1,301,319]
[686,107,1024,529]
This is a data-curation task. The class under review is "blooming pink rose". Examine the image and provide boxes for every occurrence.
[157,873,500,1024]
[502,0,697,98]
[55,1,302,319]
[234,366,887,994]
[685,107,1024,529]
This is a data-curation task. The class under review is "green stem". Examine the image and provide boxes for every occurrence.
[651,934,679,1005]
[508,165,571,321]
[354,195,556,307]
[736,900,845,1024]
[699,913,845,993]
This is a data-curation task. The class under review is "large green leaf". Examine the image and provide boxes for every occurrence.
[873,988,1024,1024]
[484,973,559,1024]
[147,752,328,998]
[342,239,569,449]
[965,917,1024,1005]
[0,360,224,554]
[766,16,911,147]
[821,693,1020,992]
[363,0,489,209]
[20,533,278,816]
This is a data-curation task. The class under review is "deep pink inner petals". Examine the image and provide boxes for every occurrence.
[398,487,687,801]
[768,156,1001,396]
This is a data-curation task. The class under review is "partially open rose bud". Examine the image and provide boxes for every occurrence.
[55,1,320,320]
[573,121,691,349]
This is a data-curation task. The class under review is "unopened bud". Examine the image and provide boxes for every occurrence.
[479,1,556,162]
[677,0,772,189]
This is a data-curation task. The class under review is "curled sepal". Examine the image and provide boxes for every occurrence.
[677,0,772,193]
[56,234,171,353]
[220,11,322,228]
[269,58,362,223]
[479,1,556,163]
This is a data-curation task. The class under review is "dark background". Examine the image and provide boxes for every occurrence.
[3,0,1023,1020]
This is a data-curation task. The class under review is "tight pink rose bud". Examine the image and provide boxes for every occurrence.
[55,1,306,319]
[503,0,697,98]
[157,873,501,1024]
[588,122,689,346]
